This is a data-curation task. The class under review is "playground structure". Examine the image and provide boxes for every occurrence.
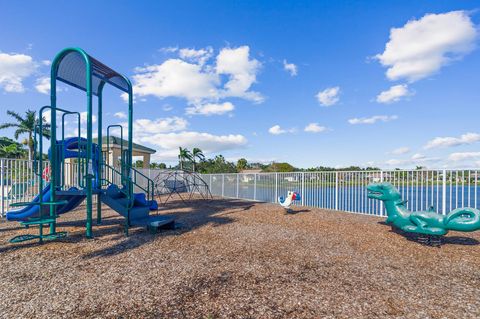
[153,170,213,205]
[367,182,480,246]
[278,191,301,213]
[6,47,174,243]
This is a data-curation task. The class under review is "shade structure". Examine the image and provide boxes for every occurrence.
[54,48,131,96]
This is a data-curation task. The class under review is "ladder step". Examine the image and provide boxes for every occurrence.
[21,217,57,226]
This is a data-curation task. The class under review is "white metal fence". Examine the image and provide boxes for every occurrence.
[202,170,480,216]
[1,158,479,218]
[0,158,50,216]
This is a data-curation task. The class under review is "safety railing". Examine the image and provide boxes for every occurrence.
[0,158,50,216]
[129,166,155,201]
[202,169,480,216]
[2,162,479,218]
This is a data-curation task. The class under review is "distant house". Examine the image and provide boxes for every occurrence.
[240,169,262,182]
[93,136,156,169]
[365,172,392,183]
[284,175,299,182]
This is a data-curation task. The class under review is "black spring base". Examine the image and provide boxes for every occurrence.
[417,234,442,247]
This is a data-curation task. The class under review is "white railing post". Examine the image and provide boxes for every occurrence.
[236,174,239,198]
[380,170,384,215]
[442,169,447,215]
[221,174,225,197]
[301,172,305,206]
[209,174,212,194]
[335,171,339,210]
[275,172,278,203]
[0,158,4,217]
[254,173,257,201]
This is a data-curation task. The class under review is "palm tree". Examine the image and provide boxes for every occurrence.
[191,147,205,172]
[0,143,26,158]
[0,110,51,160]
[178,147,192,171]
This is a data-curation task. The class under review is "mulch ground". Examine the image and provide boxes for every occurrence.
[0,195,479,319]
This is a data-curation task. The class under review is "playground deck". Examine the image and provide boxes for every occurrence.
[0,196,479,318]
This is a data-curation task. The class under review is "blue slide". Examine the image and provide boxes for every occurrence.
[6,136,93,222]
[6,184,86,222]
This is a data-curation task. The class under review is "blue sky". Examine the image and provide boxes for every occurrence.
[1,1,480,169]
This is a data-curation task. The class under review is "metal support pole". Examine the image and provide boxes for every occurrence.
[275,173,278,203]
[221,174,225,197]
[301,172,305,206]
[335,172,339,210]
[442,169,447,215]
[236,174,239,198]
[254,174,257,201]
[96,92,102,225]
[85,64,93,239]
[380,171,384,216]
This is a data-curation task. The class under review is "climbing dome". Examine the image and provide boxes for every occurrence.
[152,170,213,205]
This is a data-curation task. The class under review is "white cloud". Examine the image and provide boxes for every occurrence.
[129,45,263,108]
[411,153,426,160]
[304,123,327,133]
[130,59,219,103]
[130,117,188,136]
[348,115,398,125]
[390,147,410,155]
[185,102,234,116]
[375,11,477,82]
[114,111,127,119]
[376,84,412,104]
[268,125,296,135]
[159,46,178,53]
[0,52,37,92]
[216,46,263,102]
[34,76,65,95]
[448,152,480,161]
[142,131,247,161]
[316,86,340,106]
[283,59,298,76]
[268,125,286,135]
[35,76,50,94]
[385,153,439,167]
[179,47,213,65]
[80,112,97,124]
[424,132,480,149]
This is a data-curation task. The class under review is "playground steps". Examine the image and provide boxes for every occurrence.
[20,216,58,226]
[101,194,150,220]
[101,184,174,230]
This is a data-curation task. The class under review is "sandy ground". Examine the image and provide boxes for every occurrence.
[0,195,479,319]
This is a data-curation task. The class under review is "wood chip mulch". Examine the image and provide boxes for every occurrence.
[0,195,479,319]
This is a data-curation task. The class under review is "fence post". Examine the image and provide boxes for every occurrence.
[221,174,225,197]
[380,170,384,215]
[236,174,239,198]
[275,172,278,203]
[254,173,257,201]
[0,158,4,217]
[442,169,447,215]
[335,171,339,210]
[301,172,305,206]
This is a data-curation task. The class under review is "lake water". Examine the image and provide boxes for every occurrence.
[211,184,480,216]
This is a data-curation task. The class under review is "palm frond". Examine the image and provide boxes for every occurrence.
[0,123,19,130]
[6,110,25,123]
[14,128,29,140]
